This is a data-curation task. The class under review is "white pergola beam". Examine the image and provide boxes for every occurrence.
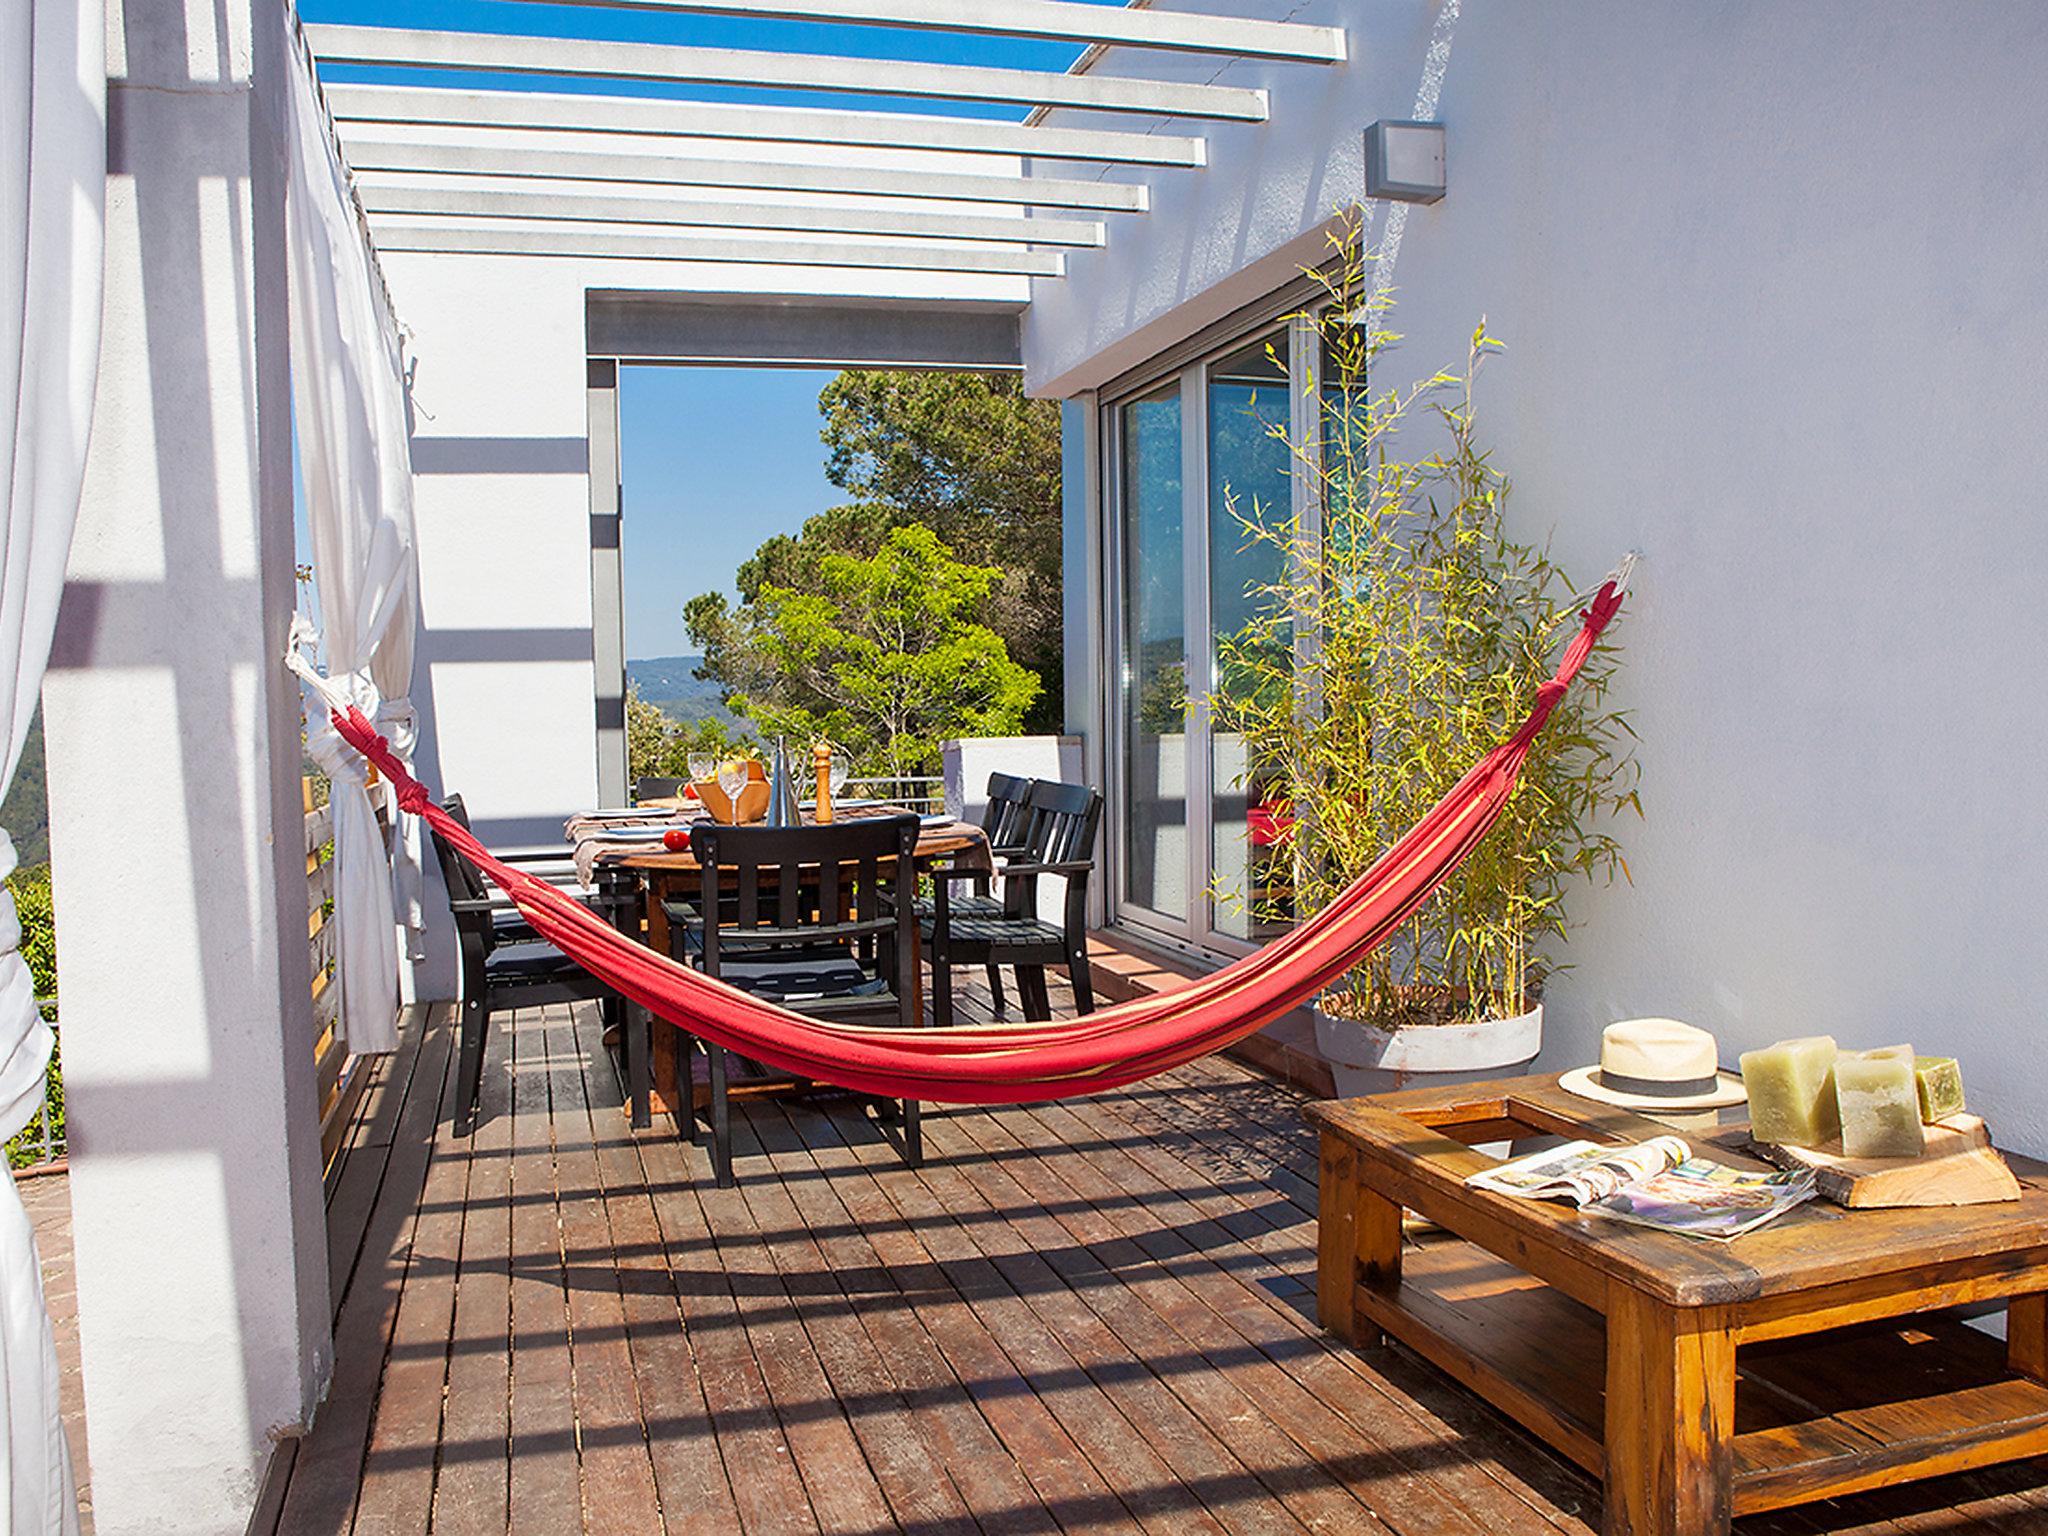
[371,221,1066,275]
[491,0,1346,63]
[341,136,1150,213]
[359,183,1105,246]
[306,24,1268,121]
[325,83,1207,167]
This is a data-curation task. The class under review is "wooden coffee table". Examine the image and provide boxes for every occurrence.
[1309,1074,2048,1535]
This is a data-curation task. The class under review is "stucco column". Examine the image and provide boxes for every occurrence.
[41,1,333,1530]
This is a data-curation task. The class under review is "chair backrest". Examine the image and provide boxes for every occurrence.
[429,794,497,952]
[688,815,920,1018]
[981,772,1036,854]
[1007,780,1104,923]
[635,775,685,802]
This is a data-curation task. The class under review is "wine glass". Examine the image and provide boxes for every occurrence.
[715,758,749,823]
[687,751,715,791]
[828,748,852,806]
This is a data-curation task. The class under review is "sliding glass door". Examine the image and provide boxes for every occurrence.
[1109,320,1310,953]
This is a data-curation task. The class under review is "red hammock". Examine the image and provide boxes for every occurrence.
[326,580,1624,1104]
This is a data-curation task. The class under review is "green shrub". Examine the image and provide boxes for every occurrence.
[5,863,62,1167]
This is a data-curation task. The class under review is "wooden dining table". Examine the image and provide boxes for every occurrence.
[574,803,992,1119]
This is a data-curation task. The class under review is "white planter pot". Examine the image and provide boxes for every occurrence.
[1314,1001,1544,1100]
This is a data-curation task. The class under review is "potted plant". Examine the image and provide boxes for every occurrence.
[1212,217,1640,1096]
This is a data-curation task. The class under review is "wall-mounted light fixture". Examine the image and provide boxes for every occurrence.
[1364,119,1446,205]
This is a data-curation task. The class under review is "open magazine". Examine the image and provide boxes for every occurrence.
[1465,1137,1816,1241]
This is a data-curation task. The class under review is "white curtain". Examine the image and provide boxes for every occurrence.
[0,0,102,1531]
[284,34,420,1056]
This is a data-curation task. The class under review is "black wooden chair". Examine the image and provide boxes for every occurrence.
[634,775,685,802]
[430,795,635,1134]
[915,771,1036,1011]
[925,780,1103,1026]
[663,814,923,1187]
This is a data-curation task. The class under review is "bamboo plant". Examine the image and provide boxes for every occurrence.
[1212,212,1640,1031]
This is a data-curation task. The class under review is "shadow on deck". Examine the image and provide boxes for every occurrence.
[217,977,2048,1536]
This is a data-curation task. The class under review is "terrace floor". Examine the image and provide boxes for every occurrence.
[38,973,2047,1535]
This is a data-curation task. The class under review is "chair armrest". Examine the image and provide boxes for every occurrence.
[718,917,898,948]
[501,861,583,881]
[995,859,1096,879]
[452,890,635,917]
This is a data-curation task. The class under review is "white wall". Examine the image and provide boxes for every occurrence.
[1030,2,2048,1151]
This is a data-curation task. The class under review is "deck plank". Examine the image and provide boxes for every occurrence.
[581,1027,743,1530]
[505,1005,584,1536]
[1023,1088,1598,1536]
[814,1096,1221,1536]
[794,1097,1130,1531]
[273,1003,457,1536]
[253,973,2048,1536]
[951,1099,1415,1536]
[324,1005,432,1315]
[351,1016,473,1536]
[630,1055,824,1534]
[428,993,516,1536]
[903,1104,1320,1536]
[687,1099,899,1534]
[734,1103,983,1535]
[549,1005,666,1536]
[752,1099,1065,1536]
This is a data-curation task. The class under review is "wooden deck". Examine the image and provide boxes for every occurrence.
[249,981,2048,1536]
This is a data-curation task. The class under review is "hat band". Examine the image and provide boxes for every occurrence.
[1596,1069,1720,1098]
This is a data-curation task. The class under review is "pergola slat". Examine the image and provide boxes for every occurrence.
[358,184,1105,246]
[489,0,1346,63]
[341,137,1150,213]
[371,221,1064,275]
[324,83,1208,168]
[305,24,1269,121]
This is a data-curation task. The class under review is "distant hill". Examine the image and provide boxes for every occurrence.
[627,655,753,735]
[0,708,47,872]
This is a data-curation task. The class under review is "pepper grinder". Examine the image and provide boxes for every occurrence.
[814,742,834,823]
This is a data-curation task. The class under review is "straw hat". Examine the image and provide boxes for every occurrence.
[1558,1018,1748,1110]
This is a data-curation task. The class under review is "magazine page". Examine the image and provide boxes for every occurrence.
[1587,1159,1817,1241]
[1464,1136,1690,1206]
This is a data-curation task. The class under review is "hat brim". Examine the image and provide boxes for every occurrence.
[1556,1065,1748,1111]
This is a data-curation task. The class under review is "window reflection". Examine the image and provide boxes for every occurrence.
[1207,332,1293,942]
[1119,384,1186,922]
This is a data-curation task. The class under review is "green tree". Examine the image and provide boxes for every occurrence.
[696,524,1039,775]
[626,688,746,784]
[688,371,1064,732]
[820,372,1063,729]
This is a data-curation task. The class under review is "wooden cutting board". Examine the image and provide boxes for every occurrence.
[1747,1114,2022,1208]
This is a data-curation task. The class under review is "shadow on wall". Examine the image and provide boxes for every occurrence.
[409,436,589,476]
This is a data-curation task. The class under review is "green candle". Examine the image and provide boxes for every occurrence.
[1913,1056,1965,1123]
[1836,1046,1924,1159]
[1740,1035,1840,1147]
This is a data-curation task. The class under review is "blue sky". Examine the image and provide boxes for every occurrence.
[300,1,1104,119]
[299,1,1103,659]
[617,366,844,658]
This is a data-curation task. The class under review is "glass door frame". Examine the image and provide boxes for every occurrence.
[1101,310,1324,958]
